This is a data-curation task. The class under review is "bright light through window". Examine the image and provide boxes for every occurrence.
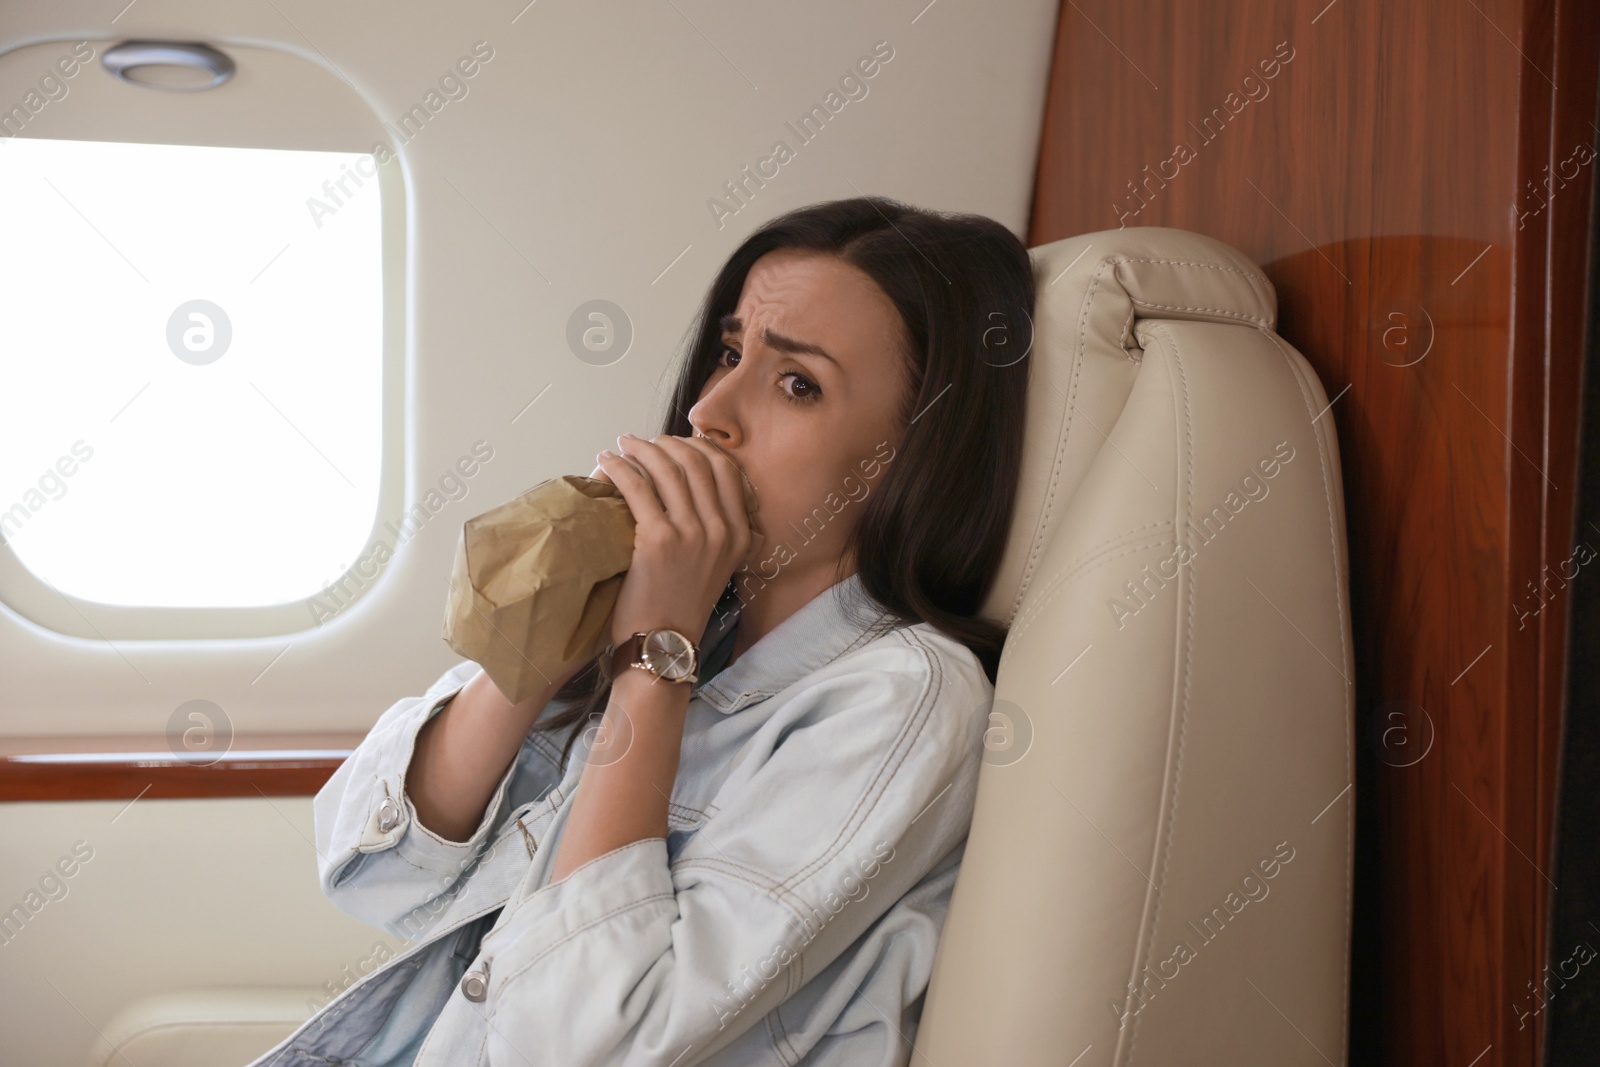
[0,137,384,609]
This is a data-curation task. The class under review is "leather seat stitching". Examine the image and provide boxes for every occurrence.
[1011,255,1115,626]
[1124,324,1194,1062]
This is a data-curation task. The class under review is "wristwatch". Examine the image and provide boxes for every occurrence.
[609,628,700,685]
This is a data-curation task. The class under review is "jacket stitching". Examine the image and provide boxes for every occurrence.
[676,633,941,905]
[678,620,915,895]
[769,1000,800,1065]
[668,800,710,820]
[409,793,565,938]
[491,892,677,993]
[669,858,796,914]
[672,632,948,927]
[776,629,943,898]
[525,732,564,772]
[707,610,896,712]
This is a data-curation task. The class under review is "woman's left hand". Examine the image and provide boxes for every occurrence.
[595,433,752,649]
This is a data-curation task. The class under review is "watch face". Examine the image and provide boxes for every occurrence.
[643,629,696,681]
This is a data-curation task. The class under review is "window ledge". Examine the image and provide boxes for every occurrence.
[0,733,364,801]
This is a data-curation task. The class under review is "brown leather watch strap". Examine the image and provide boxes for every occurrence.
[609,632,645,681]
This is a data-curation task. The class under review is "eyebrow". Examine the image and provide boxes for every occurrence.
[719,314,840,369]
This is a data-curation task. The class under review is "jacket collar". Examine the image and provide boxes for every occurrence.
[693,572,900,714]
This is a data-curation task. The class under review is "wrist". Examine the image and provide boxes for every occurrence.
[609,664,694,708]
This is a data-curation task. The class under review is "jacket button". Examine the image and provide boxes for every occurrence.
[375,796,401,833]
[461,960,489,1002]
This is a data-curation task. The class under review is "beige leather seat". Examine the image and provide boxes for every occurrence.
[914,227,1355,1065]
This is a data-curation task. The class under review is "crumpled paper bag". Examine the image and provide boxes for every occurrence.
[443,469,761,703]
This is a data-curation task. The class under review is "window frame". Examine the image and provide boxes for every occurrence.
[0,39,409,641]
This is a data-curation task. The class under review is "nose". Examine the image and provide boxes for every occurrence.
[687,362,744,451]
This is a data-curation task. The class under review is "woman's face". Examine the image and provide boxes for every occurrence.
[688,249,912,584]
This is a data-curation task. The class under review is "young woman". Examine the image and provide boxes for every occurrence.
[247,196,1033,1067]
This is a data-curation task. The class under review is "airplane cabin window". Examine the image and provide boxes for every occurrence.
[0,37,405,641]
[0,137,384,610]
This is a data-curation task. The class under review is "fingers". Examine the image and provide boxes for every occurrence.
[675,436,753,570]
[611,435,750,564]
[595,448,664,528]
[679,436,751,544]
[615,433,697,519]
[653,436,733,537]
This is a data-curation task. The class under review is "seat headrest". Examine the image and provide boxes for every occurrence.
[980,226,1279,627]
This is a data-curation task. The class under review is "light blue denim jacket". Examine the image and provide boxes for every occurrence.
[245,572,993,1067]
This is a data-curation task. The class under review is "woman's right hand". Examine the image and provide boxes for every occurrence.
[597,434,751,650]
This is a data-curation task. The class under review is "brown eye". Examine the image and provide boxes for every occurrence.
[718,344,740,367]
[780,371,822,404]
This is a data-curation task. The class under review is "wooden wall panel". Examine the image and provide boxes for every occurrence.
[1027,1,1598,1063]
[0,733,361,800]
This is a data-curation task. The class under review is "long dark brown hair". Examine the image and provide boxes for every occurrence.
[535,195,1033,773]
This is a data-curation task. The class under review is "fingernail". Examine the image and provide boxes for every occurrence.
[599,449,614,458]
